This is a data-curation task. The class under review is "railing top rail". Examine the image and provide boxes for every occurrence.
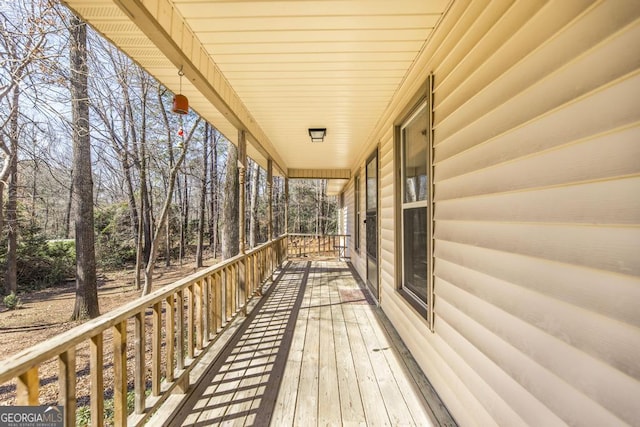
[288,233,350,237]
[0,235,286,384]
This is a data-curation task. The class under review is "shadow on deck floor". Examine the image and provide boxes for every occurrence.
[168,260,455,427]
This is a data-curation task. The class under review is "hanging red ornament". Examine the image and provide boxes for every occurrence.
[172,94,189,114]
[172,66,189,114]
[178,128,184,137]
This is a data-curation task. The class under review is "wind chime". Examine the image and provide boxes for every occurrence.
[172,66,188,145]
[172,66,189,115]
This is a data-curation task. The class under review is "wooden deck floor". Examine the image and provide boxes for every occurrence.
[170,260,444,426]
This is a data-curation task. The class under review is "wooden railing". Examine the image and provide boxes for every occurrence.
[0,236,287,427]
[287,233,350,259]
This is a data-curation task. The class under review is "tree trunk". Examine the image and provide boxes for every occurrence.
[196,123,209,267]
[135,81,152,289]
[248,162,260,248]
[176,174,183,264]
[30,156,37,225]
[0,181,4,236]
[122,151,139,237]
[141,118,201,296]
[221,140,239,259]
[180,172,188,264]
[159,86,174,267]
[64,172,73,239]
[135,191,144,290]
[209,129,219,258]
[70,15,99,320]
[4,85,19,295]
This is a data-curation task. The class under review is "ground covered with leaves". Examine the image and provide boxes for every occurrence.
[0,259,213,424]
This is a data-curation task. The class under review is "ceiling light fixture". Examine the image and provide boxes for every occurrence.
[308,128,326,143]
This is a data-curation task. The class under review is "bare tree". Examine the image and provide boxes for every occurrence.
[141,117,201,296]
[0,0,54,293]
[69,14,99,319]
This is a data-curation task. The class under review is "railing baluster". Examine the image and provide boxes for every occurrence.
[214,271,222,332]
[58,348,76,427]
[165,295,175,382]
[239,259,246,312]
[270,244,275,280]
[152,302,162,396]
[203,276,211,341]
[196,280,203,351]
[90,333,104,427]
[187,285,195,360]
[225,267,232,321]
[252,254,257,294]
[17,367,38,405]
[246,258,250,303]
[113,321,127,427]
[233,264,238,313]
[134,311,146,414]
[253,253,259,293]
[176,290,184,371]
[286,234,349,260]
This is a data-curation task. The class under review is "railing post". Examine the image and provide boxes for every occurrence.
[238,130,247,255]
[284,178,289,234]
[267,159,273,241]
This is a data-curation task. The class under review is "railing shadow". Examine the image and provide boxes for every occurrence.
[170,261,311,426]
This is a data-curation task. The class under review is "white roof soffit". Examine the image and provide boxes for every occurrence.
[63,0,450,176]
[63,0,284,172]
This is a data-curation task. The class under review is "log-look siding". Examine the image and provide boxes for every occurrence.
[0,237,287,427]
[347,0,640,425]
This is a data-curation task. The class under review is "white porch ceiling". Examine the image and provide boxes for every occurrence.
[62,0,450,178]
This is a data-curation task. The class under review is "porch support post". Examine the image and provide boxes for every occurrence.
[238,130,247,312]
[267,159,273,240]
[238,130,247,254]
[284,178,289,234]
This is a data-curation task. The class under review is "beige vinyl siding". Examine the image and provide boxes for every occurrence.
[364,0,640,425]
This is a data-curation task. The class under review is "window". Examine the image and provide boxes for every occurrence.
[354,174,360,252]
[398,98,430,318]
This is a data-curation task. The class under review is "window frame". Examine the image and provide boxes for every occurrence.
[394,75,434,329]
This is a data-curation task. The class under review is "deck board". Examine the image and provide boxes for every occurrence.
[171,260,442,426]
